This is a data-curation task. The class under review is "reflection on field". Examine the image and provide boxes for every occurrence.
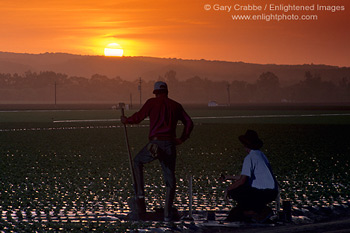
[0,108,349,231]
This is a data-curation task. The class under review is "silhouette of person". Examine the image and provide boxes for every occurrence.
[121,81,193,221]
[220,130,278,223]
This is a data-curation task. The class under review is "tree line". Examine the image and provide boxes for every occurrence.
[0,70,349,105]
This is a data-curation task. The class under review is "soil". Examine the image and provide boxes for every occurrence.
[200,216,350,233]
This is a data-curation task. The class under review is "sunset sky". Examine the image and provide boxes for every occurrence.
[0,0,349,66]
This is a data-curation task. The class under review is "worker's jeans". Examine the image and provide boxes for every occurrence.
[134,140,177,206]
[228,185,278,211]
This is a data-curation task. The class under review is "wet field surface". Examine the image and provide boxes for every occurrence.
[1,108,350,231]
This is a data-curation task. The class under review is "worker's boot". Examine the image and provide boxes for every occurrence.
[128,196,146,220]
[135,196,146,214]
[164,187,176,221]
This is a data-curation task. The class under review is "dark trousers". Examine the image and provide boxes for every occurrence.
[228,185,278,212]
[133,140,176,217]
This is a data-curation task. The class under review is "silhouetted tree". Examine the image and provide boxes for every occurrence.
[256,72,280,102]
[338,76,350,101]
[0,70,349,104]
[230,80,249,103]
[290,71,337,103]
[164,70,178,84]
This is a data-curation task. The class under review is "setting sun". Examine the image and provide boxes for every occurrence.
[104,43,124,57]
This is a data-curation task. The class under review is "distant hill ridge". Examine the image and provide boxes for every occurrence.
[0,51,349,85]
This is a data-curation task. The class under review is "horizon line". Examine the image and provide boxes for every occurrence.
[0,50,347,68]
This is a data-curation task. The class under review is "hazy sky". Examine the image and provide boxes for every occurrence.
[0,0,349,66]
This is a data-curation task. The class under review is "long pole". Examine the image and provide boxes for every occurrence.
[189,174,193,219]
[121,107,137,195]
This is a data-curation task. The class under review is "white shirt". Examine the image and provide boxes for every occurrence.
[241,150,277,190]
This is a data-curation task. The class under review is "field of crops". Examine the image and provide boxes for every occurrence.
[1,105,350,231]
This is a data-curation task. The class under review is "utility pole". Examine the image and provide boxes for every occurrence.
[130,93,133,109]
[227,83,231,106]
[54,81,57,106]
[138,77,142,107]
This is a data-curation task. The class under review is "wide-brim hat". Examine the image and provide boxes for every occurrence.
[238,130,263,150]
[153,81,168,94]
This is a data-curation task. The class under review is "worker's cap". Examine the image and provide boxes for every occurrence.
[153,81,168,94]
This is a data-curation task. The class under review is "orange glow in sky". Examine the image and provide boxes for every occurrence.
[0,0,349,66]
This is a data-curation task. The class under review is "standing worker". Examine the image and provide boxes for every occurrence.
[121,81,194,221]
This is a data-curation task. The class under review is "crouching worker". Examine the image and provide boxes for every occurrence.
[220,130,279,223]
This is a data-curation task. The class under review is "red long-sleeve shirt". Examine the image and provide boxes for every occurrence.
[125,95,193,142]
